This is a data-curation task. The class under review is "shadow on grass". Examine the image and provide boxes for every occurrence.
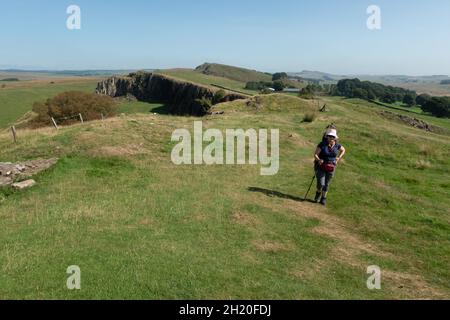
[149,104,171,115]
[248,187,317,204]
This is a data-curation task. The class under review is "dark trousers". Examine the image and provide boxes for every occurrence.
[316,166,335,193]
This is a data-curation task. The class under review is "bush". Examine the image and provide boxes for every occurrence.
[245,81,273,91]
[303,112,317,123]
[213,90,227,104]
[272,80,286,92]
[272,72,288,81]
[194,98,212,115]
[31,91,117,127]
[298,92,314,99]
[298,84,325,99]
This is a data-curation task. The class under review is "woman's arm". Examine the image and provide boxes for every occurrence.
[337,146,346,163]
[314,147,323,164]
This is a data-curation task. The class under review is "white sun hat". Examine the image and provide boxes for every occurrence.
[325,129,339,139]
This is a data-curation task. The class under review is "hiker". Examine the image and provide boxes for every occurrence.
[313,128,346,206]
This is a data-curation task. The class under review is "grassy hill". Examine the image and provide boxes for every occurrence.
[159,69,256,95]
[195,63,273,83]
[0,89,449,299]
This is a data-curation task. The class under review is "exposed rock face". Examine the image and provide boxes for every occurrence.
[0,159,58,188]
[96,72,247,116]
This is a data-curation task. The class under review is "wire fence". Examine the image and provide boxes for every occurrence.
[8,112,105,143]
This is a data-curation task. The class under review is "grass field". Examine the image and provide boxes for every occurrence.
[0,79,101,128]
[395,82,450,97]
[0,90,449,299]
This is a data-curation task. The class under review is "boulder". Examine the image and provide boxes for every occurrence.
[0,158,57,188]
[12,179,36,190]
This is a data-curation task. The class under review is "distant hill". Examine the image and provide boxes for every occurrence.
[195,63,272,83]
[289,70,450,85]
[0,69,150,78]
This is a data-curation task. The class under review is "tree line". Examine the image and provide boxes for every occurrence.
[330,79,449,118]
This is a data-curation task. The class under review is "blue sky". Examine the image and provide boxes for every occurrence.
[1,0,449,75]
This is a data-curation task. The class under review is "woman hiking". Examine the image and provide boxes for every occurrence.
[313,127,346,206]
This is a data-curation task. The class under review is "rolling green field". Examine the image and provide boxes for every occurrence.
[0,89,449,299]
[0,80,100,128]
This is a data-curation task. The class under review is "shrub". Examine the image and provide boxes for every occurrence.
[213,90,227,104]
[272,72,288,81]
[272,80,286,92]
[245,81,273,91]
[194,98,213,115]
[303,112,317,123]
[31,91,117,127]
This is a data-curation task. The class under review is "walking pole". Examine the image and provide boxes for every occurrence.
[304,164,319,201]
[304,174,316,201]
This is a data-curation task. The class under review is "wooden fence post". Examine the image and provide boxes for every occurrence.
[11,126,17,143]
[101,113,105,121]
[79,113,84,124]
[51,117,59,130]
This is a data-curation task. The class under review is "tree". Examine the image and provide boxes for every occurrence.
[31,91,117,127]
[333,78,416,104]
[367,89,376,100]
[381,93,396,104]
[272,72,288,81]
[353,88,369,100]
[403,93,417,107]
[272,80,286,92]
[416,94,432,107]
[421,97,450,118]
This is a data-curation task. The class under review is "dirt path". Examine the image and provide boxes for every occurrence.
[253,192,447,299]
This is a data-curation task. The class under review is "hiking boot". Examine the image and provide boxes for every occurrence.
[320,197,327,206]
[314,192,321,203]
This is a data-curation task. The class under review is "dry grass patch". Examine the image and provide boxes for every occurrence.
[91,143,148,158]
[252,240,292,253]
[231,211,261,227]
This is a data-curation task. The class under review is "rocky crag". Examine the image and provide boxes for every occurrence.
[96,72,247,116]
